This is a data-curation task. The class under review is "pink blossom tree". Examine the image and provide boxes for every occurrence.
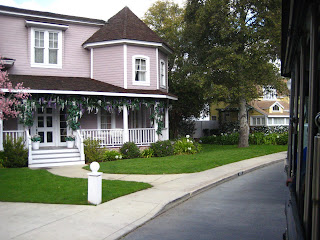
[0,62,30,120]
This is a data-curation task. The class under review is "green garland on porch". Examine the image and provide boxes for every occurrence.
[16,94,168,134]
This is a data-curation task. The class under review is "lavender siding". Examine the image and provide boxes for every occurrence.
[79,113,98,129]
[3,118,18,131]
[93,46,124,87]
[127,45,157,90]
[0,15,100,77]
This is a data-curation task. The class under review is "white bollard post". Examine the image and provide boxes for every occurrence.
[87,162,102,205]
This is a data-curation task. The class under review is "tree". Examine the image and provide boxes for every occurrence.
[184,0,283,147]
[144,0,208,138]
[0,62,29,120]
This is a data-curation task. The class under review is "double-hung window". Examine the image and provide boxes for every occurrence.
[160,60,166,87]
[132,55,150,86]
[31,28,62,68]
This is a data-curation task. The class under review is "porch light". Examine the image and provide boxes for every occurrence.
[0,58,15,70]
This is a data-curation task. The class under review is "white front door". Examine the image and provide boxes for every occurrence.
[34,107,55,147]
[32,107,71,147]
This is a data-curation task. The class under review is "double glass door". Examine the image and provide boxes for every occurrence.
[33,107,70,147]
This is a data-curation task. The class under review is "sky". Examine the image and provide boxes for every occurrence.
[0,0,186,21]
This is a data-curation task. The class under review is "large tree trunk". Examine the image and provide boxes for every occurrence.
[238,97,249,148]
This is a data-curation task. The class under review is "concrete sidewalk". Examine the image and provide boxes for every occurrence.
[0,151,286,240]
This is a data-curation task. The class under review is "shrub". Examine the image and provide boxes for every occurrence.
[200,133,239,145]
[276,133,288,145]
[0,151,5,168]
[103,150,122,161]
[174,136,202,155]
[249,132,265,145]
[2,136,28,168]
[83,139,104,163]
[120,142,140,159]
[141,148,154,158]
[150,140,174,157]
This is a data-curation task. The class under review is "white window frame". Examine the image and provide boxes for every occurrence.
[132,55,150,86]
[30,27,63,68]
[160,59,166,88]
[251,116,266,126]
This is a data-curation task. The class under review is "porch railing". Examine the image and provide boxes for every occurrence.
[75,130,85,161]
[81,129,124,147]
[129,128,155,145]
[3,130,26,142]
[81,128,156,147]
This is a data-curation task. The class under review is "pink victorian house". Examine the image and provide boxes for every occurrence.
[0,5,176,167]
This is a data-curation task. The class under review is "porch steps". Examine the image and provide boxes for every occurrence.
[29,148,85,168]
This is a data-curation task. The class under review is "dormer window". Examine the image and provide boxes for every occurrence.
[31,29,62,68]
[273,105,280,112]
[132,55,150,86]
[26,21,68,69]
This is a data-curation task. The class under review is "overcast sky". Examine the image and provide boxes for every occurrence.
[0,0,186,21]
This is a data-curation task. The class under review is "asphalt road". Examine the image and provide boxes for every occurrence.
[123,162,288,240]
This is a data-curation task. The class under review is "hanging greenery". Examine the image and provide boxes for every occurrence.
[16,94,168,134]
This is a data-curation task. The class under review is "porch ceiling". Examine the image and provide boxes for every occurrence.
[8,74,178,100]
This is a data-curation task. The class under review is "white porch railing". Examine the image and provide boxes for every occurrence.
[81,129,124,147]
[75,130,85,161]
[25,129,32,165]
[3,130,26,143]
[129,128,155,145]
[81,128,156,147]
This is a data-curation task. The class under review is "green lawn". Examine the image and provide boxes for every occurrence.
[85,144,287,174]
[0,168,151,205]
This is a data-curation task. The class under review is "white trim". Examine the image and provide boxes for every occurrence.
[25,20,69,30]
[132,55,150,86]
[0,10,105,26]
[156,48,159,90]
[2,89,178,100]
[83,39,173,54]
[90,48,94,79]
[124,44,128,89]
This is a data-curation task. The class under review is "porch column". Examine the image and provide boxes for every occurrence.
[164,105,169,140]
[123,104,129,143]
[154,103,159,142]
[0,118,3,151]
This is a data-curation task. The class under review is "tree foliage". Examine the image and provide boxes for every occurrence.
[184,0,283,147]
[0,61,29,120]
[143,0,208,138]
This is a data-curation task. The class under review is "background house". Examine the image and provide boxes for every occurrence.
[0,5,176,167]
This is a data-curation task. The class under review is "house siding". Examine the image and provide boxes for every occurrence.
[93,46,124,87]
[0,15,100,78]
[127,45,157,90]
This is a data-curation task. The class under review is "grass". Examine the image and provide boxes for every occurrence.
[0,168,151,205]
[84,144,287,174]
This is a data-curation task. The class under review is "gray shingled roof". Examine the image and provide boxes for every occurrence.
[83,7,172,50]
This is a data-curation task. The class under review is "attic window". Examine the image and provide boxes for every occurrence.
[273,105,280,112]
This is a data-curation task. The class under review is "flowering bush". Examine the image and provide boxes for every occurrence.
[141,148,154,158]
[120,142,140,159]
[150,140,174,157]
[174,135,202,155]
[103,150,122,161]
